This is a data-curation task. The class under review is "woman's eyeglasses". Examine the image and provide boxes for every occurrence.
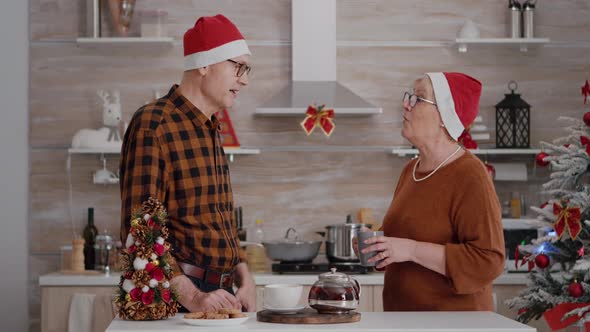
[227,59,251,77]
[403,92,437,110]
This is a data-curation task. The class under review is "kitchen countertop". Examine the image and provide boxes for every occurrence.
[39,271,529,286]
[106,311,535,332]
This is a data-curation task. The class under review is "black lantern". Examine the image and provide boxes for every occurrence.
[495,81,530,148]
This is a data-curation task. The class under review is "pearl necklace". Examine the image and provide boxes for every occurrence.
[412,146,463,182]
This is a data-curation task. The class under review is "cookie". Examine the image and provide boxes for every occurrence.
[184,312,205,319]
[217,308,241,315]
[204,312,229,319]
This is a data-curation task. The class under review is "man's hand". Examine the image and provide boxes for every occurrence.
[234,263,257,312]
[170,275,241,312]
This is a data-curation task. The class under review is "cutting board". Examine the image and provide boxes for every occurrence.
[257,308,361,324]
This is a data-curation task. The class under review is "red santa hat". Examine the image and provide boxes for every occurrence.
[183,14,251,71]
[425,72,482,141]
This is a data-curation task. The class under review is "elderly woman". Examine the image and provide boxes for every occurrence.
[361,72,505,311]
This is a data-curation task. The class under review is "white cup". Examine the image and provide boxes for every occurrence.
[263,284,303,309]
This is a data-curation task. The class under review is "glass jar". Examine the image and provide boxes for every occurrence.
[308,267,360,314]
[139,10,168,37]
[94,230,115,274]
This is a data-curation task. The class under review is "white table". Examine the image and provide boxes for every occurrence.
[106,311,535,332]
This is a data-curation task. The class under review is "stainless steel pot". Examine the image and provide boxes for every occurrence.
[325,223,372,262]
[262,228,321,262]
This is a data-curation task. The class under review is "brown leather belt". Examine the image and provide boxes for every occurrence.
[178,262,234,289]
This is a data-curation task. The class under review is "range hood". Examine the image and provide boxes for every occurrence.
[255,0,382,115]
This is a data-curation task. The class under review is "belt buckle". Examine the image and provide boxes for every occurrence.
[219,272,232,288]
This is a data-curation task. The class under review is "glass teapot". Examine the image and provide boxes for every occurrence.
[308,267,361,314]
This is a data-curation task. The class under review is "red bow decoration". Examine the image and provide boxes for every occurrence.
[300,105,335,137]
[581,136,590,156]
[582,80,590,104]
[553,203,582,240]
[514,245,535,271]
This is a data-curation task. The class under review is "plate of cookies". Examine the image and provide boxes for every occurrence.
[182,308,249,326]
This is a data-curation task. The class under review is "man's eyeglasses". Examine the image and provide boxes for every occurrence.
[227,59,251,77]
[403,92,437,110]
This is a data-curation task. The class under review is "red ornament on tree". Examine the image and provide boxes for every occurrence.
[568,281,584,298]
[584,111,590,126]
[534,253,550,269]
[536,152,550,167]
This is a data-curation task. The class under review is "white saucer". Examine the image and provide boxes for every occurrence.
[263,305,306,314]
[182,316,248,326]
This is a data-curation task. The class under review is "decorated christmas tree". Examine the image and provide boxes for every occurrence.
[115,197,180,320]
[507,83,590,331]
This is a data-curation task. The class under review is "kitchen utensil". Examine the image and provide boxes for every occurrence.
[357,231,384,267]
[325,223,372,262]
[95,229,115,274]
[308,267,361,314]
[508,0,522,38]
[262,305,306,314]
[523,0,535,38]
[93,157,119,185]
[262,228,321,262]
[257,308,360,324]
[182,316,249,327]
[263,284,303,309]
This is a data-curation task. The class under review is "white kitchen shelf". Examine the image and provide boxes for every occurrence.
[391,147,541,157]
[502,218,542,230]
[455,38,550,53]
[76,37,174,47]
[68,146,260,162]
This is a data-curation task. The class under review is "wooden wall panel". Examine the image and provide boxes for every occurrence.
[28,1,590,330]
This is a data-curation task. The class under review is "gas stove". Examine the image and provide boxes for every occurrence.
[271,261,372,274]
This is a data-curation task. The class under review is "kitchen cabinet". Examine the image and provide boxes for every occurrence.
[41,285,115,332]
[41,272,547,332]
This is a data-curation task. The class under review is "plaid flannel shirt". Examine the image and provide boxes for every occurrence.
[120,85,246,275]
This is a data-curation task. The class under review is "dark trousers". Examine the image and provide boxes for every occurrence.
[178,275,235,313]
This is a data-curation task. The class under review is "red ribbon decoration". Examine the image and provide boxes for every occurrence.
[582,80,590,104]
[553,203,582,240]
[581,136,590,156]
[300,105,335,137]
[543,302,590,331]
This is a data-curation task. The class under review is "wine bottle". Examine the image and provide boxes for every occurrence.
[82,207,98,270]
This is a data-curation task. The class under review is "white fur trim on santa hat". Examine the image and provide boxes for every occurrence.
[184,39,251,71]
[426,72,464,141]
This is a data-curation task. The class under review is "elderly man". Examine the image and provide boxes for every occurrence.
[120,14,255,312]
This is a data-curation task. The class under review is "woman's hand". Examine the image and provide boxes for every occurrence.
[361,236,417,269]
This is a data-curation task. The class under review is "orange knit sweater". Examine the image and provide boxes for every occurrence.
[381,151,505,311]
